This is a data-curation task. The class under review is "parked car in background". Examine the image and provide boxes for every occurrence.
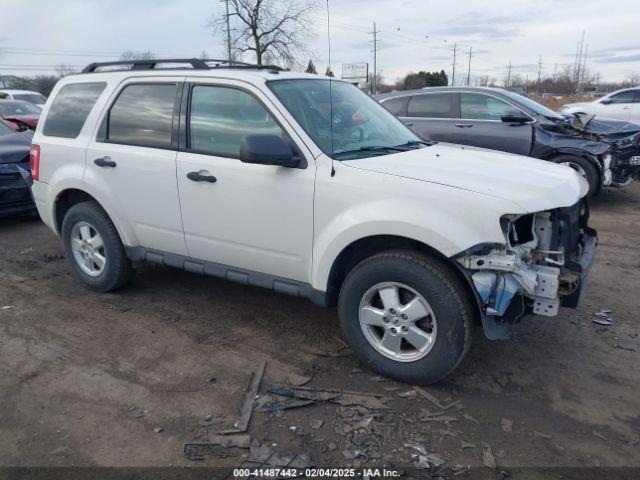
[0,100,42,131]
[0,89,47,107]
[558,88,640,122]
[376,86,639,195]
[30,59,596,384]
[0,118,21,132]
[0,126,36,218]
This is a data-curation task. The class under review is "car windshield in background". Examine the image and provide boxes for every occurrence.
[0,102,41,116]
[13,93,46,104]
[0,121,14,136]
[268,79,423,159]
[502,91,564,120]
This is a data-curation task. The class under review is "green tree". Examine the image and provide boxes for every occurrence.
[325,66,335,77]
[305,60,317,74]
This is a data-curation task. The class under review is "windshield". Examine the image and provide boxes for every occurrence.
[13,93,46,104]
[0,102,41,116]
[268,79,423,159]
[502,91,563,120]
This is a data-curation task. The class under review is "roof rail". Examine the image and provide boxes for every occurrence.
[82,58,284,73]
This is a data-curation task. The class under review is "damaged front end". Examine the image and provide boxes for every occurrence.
[456,199,597,340]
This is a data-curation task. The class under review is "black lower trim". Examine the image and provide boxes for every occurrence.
[125,247,328,307]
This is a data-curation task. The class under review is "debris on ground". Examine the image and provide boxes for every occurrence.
[461,440,475,449]
[482,443,496,469]
[184,434,251,460]
[266,384,388,410]
[398,390,417,399]
[451,464,471,476]
[239,439,312,469]
[592,430,607,441]
[207,376,217,385]
[416,453,446,468]
[310,419,324,430]
[153,427,163,433]
[593,318,613,326]
[287,372,312,387]
[342,447,364,460]
[1,305,15,310]
[254,394,314,413]
[613,344,636,352]
[533,430,552,439]
[501,418,513,433]
[220,362,266,434]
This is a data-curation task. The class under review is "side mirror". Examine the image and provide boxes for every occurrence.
[239,134,300,168]
[501,110,531,124]
[600,98,613,105]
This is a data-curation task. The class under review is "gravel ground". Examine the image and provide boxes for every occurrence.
[1,185,639,478]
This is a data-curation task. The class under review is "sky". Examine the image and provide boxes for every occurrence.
[0,0,638,84]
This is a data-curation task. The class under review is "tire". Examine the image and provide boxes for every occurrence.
[61,201,134,292]
[338,251,473,385]
[551,154,600,197]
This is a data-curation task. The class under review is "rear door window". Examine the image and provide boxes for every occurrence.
[407,93,456,118]
[43,82,106,138]
[107,83,178,149]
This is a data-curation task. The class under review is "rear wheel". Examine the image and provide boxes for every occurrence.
[338,251,473,385]
[61,201,134,292]
[552,154,600,197]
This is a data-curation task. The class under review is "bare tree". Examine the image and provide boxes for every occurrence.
[120,50,156,61]
[209,0,316,66]
[55,63,76,78]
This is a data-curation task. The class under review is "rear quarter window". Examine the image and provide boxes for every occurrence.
[43,83,106,138]
[380,96,406,116]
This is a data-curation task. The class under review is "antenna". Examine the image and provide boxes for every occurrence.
[326,0,335,177]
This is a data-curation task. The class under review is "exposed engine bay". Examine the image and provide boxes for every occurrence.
[456,199,597,337]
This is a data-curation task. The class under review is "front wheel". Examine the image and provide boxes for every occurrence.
[338,251,473,385]
[552,154,600,197]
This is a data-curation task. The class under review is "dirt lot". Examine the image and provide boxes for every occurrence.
[1,185,639,478]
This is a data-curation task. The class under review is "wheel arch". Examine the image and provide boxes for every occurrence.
[322,234,480,321]
[545,148,603,173]
[53,188,132,246]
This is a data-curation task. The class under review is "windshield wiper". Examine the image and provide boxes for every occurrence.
[333,145,410,157]
[395,140,436,148]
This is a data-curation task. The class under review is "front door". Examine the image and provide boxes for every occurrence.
[453,92,533,156]
[175,81,315,282]
[595,90,637,121]
[85,79,188,255]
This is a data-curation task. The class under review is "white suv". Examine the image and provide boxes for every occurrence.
[30,59,597,384]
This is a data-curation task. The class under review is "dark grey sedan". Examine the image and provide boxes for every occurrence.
[375,86,640,196]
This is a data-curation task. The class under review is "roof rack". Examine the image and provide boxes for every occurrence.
[81,58,284,74]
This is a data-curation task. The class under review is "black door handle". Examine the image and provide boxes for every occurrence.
[455,123,473,128]
[187,171,217,183]
[94,157,117,168]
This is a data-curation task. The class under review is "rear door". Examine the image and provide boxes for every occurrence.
[85,78,188,255]
[452,92,533,155]
[175,79,315,282]
[402,92,457,142]
[594,90,636,121]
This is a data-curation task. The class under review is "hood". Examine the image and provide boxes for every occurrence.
[569,114,640,143]
[342,143,587,212]
[562,102,592,110]
[0,131,32,164]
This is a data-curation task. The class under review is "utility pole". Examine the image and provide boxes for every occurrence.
[537,56,542,85]
[466,46,472,86]
[506,60,512,89]
[369,22,381,95]
[222,0,233,63]
[451,42,457,86]
[581,43,589,84]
